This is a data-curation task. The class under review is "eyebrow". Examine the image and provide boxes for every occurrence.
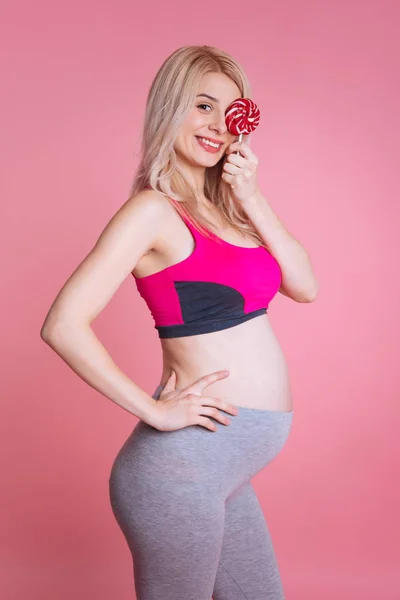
[196,93,219,103]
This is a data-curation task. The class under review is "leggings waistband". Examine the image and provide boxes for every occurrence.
[151,383,294,416]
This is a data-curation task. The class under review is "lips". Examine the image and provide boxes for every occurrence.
[195,136,223,154]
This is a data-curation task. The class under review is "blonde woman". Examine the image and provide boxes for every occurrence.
[41,45,318,599]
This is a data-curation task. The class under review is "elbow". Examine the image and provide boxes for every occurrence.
[40,319,61,344]
[40,315,83,345]
[40,326,49,343]
[303,282,320,303]
[40,314,54,342]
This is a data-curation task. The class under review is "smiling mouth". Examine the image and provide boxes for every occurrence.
[195,136,223,151]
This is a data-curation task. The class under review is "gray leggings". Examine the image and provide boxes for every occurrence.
[109,385,294,600]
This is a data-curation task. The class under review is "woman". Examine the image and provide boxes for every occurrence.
[41,45,318,599]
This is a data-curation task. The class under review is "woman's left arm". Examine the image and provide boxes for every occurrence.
[222,140,319,303]
[244,190,319,303]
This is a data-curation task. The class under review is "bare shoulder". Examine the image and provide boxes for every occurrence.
[40,189,173,329]
[100,188,173,251]
[114,188,171,227]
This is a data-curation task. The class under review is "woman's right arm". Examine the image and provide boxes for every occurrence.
[40,190,169,425]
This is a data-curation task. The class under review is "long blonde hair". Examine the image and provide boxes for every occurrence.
[129,45,267,249]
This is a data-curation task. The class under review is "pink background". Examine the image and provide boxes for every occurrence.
[2,1,399,598]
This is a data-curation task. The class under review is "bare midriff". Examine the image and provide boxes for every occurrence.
[158,312,293,412]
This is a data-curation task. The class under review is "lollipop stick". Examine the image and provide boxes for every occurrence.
[235,133,243,155]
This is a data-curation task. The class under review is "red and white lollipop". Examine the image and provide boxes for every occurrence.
[225,98,260,154]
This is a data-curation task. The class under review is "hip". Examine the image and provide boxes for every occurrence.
[110,400,294,499]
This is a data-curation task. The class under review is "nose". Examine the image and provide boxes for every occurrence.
[210,111,227,135]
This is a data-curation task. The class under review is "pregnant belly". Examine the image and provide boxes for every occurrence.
[159,314,293,412]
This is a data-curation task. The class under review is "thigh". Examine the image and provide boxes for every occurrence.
[135,484,225,600]
[213,482,286,600]
[109,422,226,600]
[115,478,225,600]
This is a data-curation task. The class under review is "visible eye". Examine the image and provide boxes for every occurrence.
[198,103,212,112]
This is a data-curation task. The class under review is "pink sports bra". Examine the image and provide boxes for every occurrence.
[132,196,282,338]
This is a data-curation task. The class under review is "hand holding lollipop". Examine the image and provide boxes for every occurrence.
[222,98,261,204]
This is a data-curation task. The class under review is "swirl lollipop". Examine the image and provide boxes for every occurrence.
[225,98,260,154]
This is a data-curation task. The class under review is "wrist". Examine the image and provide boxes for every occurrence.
[141,397,162,428]
[243,188,264,208]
